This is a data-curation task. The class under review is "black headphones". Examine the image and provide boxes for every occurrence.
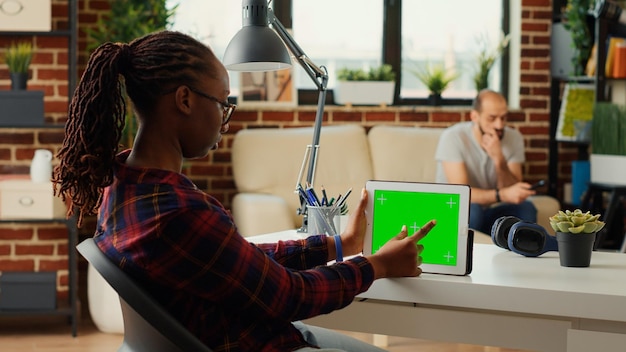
[490,216,558,257]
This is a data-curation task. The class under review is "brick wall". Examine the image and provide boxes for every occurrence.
[0,0,573,299]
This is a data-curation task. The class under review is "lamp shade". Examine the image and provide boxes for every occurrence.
[223,0,292,72]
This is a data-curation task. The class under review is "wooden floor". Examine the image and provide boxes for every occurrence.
[0,315,528,352]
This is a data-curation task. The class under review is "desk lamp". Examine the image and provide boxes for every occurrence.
[224,0,329,232]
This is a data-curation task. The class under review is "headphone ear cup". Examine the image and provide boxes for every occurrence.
[490,216,521,250]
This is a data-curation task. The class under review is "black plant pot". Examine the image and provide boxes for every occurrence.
[556,232,596,267]
[10,72,28,90]
[427,93,442,106]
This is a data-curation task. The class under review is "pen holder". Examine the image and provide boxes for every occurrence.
[306,205,340,236]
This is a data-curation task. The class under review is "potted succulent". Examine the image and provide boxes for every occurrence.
[549,209,605,267]
[2,41,34,90]
[410,64,458,106]
[334,64,396,106]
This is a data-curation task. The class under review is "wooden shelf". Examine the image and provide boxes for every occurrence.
[0,216,79,336]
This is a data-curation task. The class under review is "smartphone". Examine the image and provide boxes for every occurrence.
[529,179,546,190]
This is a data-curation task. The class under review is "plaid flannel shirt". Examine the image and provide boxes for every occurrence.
[94,150,375,351]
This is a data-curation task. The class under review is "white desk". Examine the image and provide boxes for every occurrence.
[249,230,626,352]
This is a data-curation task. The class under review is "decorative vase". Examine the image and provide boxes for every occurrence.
[30,149,53,183]
[10,72,28,90]
[556,231,596,267]
[427,93,442,106]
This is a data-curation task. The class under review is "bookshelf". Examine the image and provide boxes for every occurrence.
[0,0,78,127]
[0,0,80,336]
[594,16,626,103]
[589,10,626,251]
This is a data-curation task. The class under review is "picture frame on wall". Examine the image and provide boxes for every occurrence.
[238,68,297,107]
[556,83,595,142]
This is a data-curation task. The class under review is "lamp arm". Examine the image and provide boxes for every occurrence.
[267,9,328,188]
[267,9,329,231]
[268,10,328,90]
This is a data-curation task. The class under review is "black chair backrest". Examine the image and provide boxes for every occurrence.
[77,238,213,352]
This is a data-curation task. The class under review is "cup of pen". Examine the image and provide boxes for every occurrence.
[306,205,341,236]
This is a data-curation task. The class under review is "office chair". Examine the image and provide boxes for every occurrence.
[77,238,213,352]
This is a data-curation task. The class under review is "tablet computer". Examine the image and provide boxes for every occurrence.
[364,180,473,276]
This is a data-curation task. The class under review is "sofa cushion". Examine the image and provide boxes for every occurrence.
[231,124,560,238]
[232,124,373,229]
[368,125,444,182]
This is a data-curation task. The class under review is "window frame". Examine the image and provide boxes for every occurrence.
[276,0,510,106]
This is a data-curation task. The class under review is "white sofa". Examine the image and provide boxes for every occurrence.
[231,124,560,238]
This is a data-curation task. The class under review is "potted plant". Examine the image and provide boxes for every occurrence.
[590,102,626,185]
[549,209,605,267]
[473,32,510,92]
[410,64,458,106]
[563,0,594,76]
[334,64,396,106]
[2,41,34,90]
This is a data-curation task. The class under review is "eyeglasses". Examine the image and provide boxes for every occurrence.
[164,86,236,125]
[187,87,236,125]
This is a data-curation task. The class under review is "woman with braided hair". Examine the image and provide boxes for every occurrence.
[53,31,434,352]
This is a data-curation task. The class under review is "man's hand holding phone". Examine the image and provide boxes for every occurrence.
[529,179,545,190]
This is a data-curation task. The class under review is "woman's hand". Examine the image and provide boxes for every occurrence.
[366,220,436,279]
[339,188,368,256]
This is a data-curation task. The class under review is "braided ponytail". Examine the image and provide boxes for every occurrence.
[53,31,220,225]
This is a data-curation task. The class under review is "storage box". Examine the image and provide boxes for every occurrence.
[0,180,66,220]
[0,91,45,127]
[0,272,56,310]
[0,0,51,31]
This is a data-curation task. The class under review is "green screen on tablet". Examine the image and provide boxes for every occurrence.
[364,180,472,276]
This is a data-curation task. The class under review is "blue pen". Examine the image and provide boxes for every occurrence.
[306,187,321,206]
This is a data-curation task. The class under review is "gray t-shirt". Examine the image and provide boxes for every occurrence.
[435,121,525,189]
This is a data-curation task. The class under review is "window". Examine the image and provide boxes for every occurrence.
[168,0,512,105]
[292,0,383,89]
[168,0,243,96]
[400,0,504,99]
[289,0,509,104]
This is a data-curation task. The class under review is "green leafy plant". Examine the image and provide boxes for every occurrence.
[337,64,395,81]
[473,32,510,91]
[563,0,593,76]
[410,64,459,96]
[87,0,177,51]
[592,102,626,156]
[3,41,33,74]
[549,209,605,233]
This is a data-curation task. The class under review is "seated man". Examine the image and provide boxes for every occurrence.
[435,89,537,235]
